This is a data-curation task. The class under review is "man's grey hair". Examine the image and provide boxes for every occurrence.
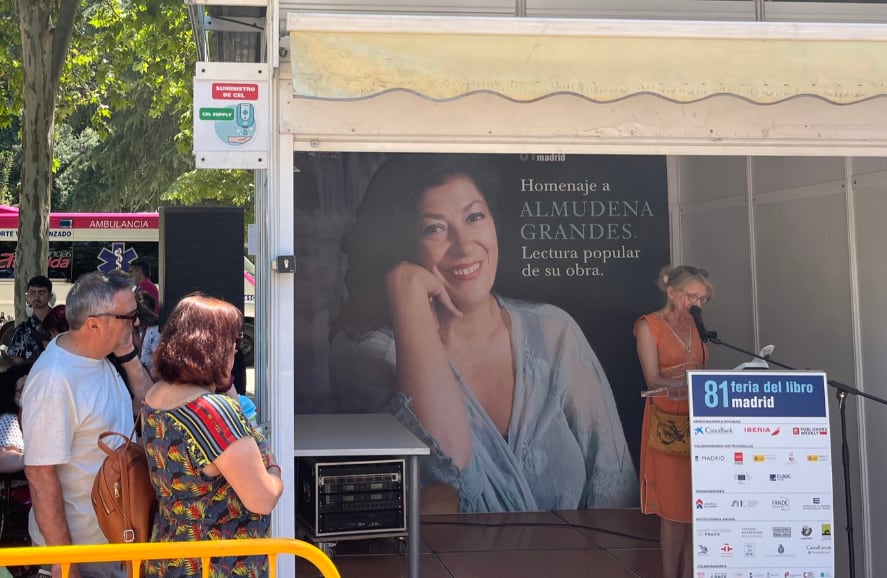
[66,271,135,330]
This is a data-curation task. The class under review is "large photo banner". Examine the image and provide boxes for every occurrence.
[292,152,669,512]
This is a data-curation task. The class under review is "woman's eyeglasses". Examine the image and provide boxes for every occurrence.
[681,291,709,305]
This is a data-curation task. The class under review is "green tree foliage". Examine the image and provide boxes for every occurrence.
[164,169,255,229]
[1,0,254,317]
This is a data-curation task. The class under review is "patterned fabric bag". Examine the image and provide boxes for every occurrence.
[647,401,690,455]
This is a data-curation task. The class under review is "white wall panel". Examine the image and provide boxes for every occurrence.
[677,157,754,370]
[851,167,887,577]
[752,187,852,381]
[676,155,866,576]
[753,157,845,194]
[752,168,861,578]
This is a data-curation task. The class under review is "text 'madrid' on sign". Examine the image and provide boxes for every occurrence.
[690,371,827,418]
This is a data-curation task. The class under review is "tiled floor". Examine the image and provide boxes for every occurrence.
[296,509,663,578]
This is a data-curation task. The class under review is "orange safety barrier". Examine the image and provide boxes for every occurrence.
[0,538,340,578]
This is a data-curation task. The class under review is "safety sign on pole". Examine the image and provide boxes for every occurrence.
[193,62,269,169]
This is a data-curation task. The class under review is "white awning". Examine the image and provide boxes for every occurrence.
[287,13,887,105]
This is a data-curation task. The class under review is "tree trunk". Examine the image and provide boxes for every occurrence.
[11,0,79,322]
[12,1,54,322]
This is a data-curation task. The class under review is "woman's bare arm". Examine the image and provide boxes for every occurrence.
[210,436,283,515]
[386,262,472,469]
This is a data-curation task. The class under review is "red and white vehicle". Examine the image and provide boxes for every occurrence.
[0,205,256,364]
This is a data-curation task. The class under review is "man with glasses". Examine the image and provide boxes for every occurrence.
[21,271,153,578]
[6,275,54,366]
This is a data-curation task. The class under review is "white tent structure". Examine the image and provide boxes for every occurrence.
[189,1,887,576]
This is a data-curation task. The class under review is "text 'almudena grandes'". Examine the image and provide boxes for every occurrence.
[520,200,654,218]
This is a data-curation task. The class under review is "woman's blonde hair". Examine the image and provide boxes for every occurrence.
[655,264,714,302]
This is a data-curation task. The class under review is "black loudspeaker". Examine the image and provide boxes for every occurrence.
[159,206,244,323]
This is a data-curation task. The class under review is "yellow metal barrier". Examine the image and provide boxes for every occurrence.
[0,538,340,578]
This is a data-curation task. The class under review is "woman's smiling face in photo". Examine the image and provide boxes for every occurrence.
[415,174,498,309]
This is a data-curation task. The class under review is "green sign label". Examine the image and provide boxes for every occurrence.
[199,107,234,121]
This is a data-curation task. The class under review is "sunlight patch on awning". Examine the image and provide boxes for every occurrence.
[288,14,887,105]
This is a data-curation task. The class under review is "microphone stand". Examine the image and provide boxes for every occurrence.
[697,327,887,578]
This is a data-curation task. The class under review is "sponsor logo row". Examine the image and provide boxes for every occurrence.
[694,425,828,437]
[694,452,829,465]
[696,540,832,559]
[698,522,832,539]
[696,570,832,578]
[695,496,831,513]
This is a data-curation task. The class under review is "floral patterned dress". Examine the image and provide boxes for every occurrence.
[140,393,272,577]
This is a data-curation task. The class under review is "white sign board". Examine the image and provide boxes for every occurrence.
[193,62,269,169]
[689,370,835,578]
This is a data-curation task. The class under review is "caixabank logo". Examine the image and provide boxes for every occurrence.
[695,425,734,435]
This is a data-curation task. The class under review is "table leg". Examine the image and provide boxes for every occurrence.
[409,455,420,578]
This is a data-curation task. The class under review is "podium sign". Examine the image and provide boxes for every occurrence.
[688,370,835,578]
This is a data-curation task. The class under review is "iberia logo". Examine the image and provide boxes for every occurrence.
[744,426,781,435]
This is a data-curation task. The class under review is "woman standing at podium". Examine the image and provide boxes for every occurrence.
[634,264,713,578]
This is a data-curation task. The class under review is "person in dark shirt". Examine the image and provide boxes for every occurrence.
[6,276,53,366]
[129,260,160,315]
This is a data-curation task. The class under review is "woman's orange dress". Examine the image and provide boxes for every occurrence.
[634,312,706,523]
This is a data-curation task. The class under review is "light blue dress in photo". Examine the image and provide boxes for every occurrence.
[330,296,638,512]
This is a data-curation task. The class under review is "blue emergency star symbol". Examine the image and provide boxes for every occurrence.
[97,242,139,273]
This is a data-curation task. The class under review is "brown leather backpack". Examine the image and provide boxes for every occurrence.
[91,426,157,544]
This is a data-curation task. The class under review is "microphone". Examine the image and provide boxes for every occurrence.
[689,305,716,342]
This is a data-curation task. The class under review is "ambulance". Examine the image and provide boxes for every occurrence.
[0,205,256,365]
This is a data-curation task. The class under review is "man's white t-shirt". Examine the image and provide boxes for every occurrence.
[22,338,134,546]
